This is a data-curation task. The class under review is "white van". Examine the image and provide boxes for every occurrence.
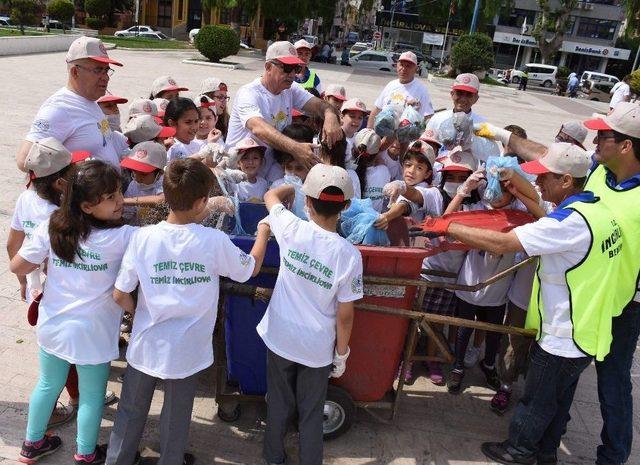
[511,63,558,88]
[580,71,619,86]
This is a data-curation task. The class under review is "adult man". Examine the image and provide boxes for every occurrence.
[426,73,486,133]
[609,74,631,110]
[554,120,587,149]
[16,37,124,171]
[475,103,640,465]
[226,41,342,182]
[426,143,623,464]
[567,72,579,98]
[294,39,322,93]
[368,51,434,128]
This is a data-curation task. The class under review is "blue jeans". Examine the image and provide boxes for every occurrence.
[506,343,592,458]
[596,300,640,465]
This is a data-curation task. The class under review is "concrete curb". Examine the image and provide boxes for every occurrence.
[182,59,245,70]
[108,45,193,52]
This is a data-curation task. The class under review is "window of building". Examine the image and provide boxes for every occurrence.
[498,9,537,29]
[576,18,617,40]
[158,0,172,28]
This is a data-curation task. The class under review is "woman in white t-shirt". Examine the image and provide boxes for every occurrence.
[12,160,135,465]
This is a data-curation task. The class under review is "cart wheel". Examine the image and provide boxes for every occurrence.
[217,403,241,422]
[323,386,354,440]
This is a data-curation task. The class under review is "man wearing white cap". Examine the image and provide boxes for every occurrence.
[293,39,322,93]
[17,37,125,171]
[368,51,434,130]
[426,73,486,137]
[423,143,624,465]
[554,120,587,149]
[226,41,343,183]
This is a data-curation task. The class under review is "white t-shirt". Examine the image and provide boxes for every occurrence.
[167,139,201,162]
[380,150,402,181]
[123,176,164,224]
[19,221,135,364]
[236,177,269,202]
[514,209,591,358]
[257,204,364,367]
[116,221,256,378]
[364,164,391,212]
[112,131,131,160]
[226,79,313,182]
[26,87,122,169]
[374,78,434,117]
[348,169,361,199]
[11,189,58,302]
[507,254,537,310]
[610,82,630,109]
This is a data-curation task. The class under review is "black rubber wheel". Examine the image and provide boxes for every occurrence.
[217,403,241,422]
[380,68,390,72]
[511,76,520,84]
[543,80,553,88]
[323,385,355,440]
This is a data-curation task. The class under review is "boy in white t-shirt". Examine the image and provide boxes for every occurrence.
[340,98,369,169]
[106,158,270,465]
[259,164,364,465]
[235,137,270,202]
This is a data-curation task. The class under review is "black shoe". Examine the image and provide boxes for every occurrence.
[480,362,501,391]
[74,444,108,465]
[183,453,195,465]
[536,453,558,465]
[481,441,536,465]
[447,369,464,394]
[19,434,62,464]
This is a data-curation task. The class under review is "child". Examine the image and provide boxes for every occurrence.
[340,98,369,169]
[122,114,176,147]
[324,84,347,112]
[419,128,443,185]
[164,98,201,162]
[106,158,270,465]
[97,94,128,132]
[192,94,223,149]
[120,141,167,224]
[199,77,230,138]
[352,128,389,212]
[272,124,314,188]
[12,160,135,465]
[380,138,405,182]
[235,137,269,202]
[127,98,157,120]
[259,164,363,465]
[150,76,188,100]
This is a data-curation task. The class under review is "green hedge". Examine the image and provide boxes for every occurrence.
[195,25,240,62]
[450,33,494,74]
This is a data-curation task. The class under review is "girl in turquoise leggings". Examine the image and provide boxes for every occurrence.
[11,160,136,465]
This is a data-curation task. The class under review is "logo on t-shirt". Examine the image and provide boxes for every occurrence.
[238,251,251,267]
[98,118,110,135]
[33,119,50,133]
[351,274,363,294]
[271,110,288,131]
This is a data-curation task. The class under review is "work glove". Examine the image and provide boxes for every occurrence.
[473,122,512,146]
[382,180,407,203]
[220,169,247,184]
[420,216,453,236]
[457,168,486,198]
[207,196,235,215]
[329,346,350,378]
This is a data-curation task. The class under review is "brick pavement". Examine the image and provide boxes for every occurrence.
[0,49,637,465]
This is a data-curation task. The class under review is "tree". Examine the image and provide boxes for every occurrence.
[450,33,494,73]
[621,0,640,38]
[84,0,109,18]
[9,0,40,34]
[47,0,75,31]
[195,24,240,61]
[531,0,578,64]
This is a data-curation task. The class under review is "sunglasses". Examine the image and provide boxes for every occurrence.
[270,60,302,74]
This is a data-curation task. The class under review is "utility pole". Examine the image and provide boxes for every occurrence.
[470,0,481,33]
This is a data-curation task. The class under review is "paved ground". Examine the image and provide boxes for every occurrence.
[0,49,637,465]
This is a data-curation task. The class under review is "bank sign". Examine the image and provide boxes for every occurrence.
[493,32,631,61]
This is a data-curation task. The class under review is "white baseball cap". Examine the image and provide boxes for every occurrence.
[354,128,381,155]
[120,141,167,173]
[128,98,158,118]
[419,128,442,149]
[123,114,176,144]
[406,140,436,167]
[151,76,188,98]
[340,98,369,114]
[66,37,122,66]
[199,77,228,95]
[265,41,305,65]
[294,39,313,50]
[302,164,354,201]
[236,137,266,153]
[520,142,591,178]
[192,94,217,110]
[584,102,640,139]
[439,146,477,172]
[153,98,170,117]
[25,137,90,179]
[398,51,417,65]
[324,84,347,101]
[452,73,480,94]
[559,120,588,149]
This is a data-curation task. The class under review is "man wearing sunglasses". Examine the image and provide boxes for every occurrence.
[226,41,343,183]
[17,37,125,172]
[474,103,640,465]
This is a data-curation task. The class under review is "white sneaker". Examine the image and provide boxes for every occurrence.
[464,345,481,368]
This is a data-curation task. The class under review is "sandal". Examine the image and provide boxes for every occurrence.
[47,402,76,429]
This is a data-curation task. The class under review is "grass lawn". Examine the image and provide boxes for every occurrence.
[99,35,193,49]
[0,27,47,37]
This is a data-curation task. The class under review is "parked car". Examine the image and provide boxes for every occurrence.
[137,31,170,40]
[347,31,359,45]
[41,19,70,30]
[511,63,558,88]
[0,16,13,27]
[350,50,398,73]
[580,71,619,87]
[114,25,159,37]
[349,42,372,57]
[189,28,199,42]
[578,79,614,103]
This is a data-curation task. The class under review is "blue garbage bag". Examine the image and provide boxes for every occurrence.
[340,198,390,246]
[484,156,535,203]
[396,105,424,143]
[283,174,307,220]
[373,108,397,138]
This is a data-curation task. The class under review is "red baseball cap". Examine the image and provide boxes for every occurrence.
[97,94,128,104]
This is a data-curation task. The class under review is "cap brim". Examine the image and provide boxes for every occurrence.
[98,96,128,104]
[419,136,442,147]
[583,118,612,131]
[161,85,189,93]
[295,46,312,51]
[328,94,347,101]
[71,151,91,163]
[89,56,123,67]
[239,145,267,152]
[399,59,417,65]
[439,164,473,172]
[452,84,478,94]
[520,159,551,175]
[342,107,369,114]
[120,157,157,173]
[153,115,164,124]
[158,126,176,138]
[275,56,305,65]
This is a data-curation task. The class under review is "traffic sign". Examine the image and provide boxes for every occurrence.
[373,31,382,40]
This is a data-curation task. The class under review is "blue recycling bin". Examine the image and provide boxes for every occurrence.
[225,203,278,395]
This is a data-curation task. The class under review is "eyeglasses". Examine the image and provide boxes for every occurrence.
[75,64,114,77]
[270,60,302,74]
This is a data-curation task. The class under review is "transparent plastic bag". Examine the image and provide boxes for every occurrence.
[283,174,308,220]
[470,135,501,163]
[439,112,474,150]
[396,105,424,143]
[340,198,390,246]
[373,108,398,138]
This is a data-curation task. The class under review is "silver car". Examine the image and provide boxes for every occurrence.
[350,50,398,73]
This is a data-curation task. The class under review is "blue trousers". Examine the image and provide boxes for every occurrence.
[596,300,640,465]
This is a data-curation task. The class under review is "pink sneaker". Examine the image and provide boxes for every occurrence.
[427,362,445,386]
[490,389,511,415]
[397,362,414,385]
